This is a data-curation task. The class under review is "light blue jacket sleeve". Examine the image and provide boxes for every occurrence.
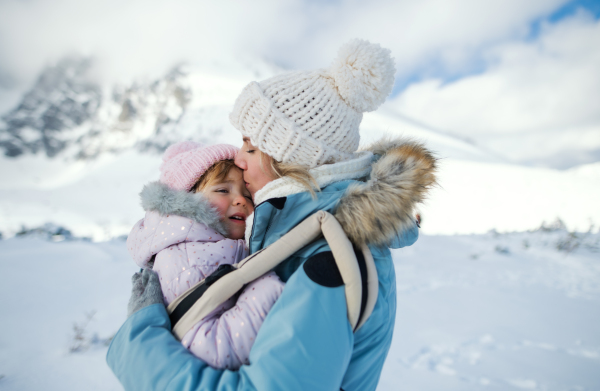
[107,266,354,390]
[389,220,419,249]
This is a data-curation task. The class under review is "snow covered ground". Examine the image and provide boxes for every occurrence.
[0,238,133,391]
[380,229,600,391]
[0,227,598,390]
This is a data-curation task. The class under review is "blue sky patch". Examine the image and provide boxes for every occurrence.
[528,0,600,40]
[392,0,600,97]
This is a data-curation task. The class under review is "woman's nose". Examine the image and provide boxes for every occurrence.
[234,152,246,170]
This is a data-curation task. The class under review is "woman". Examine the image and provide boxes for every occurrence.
[107,39,437,391]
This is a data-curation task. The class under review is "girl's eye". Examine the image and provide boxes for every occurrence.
[244,195,253,201]
[246,149,255,154]
[216,189,228,193]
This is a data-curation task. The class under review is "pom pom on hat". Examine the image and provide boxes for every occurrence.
[330,39,396,113]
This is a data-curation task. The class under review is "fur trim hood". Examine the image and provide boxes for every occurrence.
[334,137,437,247]
[139,181,227,235]
[248,136,437,248]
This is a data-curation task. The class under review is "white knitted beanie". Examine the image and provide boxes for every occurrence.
[229,39,396,168]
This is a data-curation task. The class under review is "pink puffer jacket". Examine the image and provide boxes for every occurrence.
[127,181,285,369]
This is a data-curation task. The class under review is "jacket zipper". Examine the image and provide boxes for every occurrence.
[249,201,276,254]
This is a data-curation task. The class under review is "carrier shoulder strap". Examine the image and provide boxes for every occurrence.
[166,210,378,340]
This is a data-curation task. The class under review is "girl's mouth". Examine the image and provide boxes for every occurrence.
[229,214,246,223]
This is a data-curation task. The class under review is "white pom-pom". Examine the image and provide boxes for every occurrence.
[330,39,396,113]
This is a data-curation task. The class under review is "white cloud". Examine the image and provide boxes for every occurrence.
[390,10,600,134]
[0,0,568,88]
[261,0,571,84]
[386,10,600,166]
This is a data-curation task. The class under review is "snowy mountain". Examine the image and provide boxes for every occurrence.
[0,57,192,159]
[0,57,102,158]
[0,56,282,161]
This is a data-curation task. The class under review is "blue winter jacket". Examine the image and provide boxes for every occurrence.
[107,140,436,390]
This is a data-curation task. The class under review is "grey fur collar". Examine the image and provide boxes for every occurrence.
[334,137,438,247]
[139,181,227,235]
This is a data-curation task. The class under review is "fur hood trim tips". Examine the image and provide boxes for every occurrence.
[335,138,438,247]
[139,181,226,235]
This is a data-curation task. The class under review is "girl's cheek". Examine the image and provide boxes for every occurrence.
[213,201,228,219]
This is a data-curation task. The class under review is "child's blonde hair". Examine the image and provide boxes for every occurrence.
[191,159,239,193]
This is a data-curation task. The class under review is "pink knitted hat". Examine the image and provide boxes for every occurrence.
[159,141,239,191]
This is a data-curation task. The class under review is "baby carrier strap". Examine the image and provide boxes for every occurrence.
[166,210,379,340]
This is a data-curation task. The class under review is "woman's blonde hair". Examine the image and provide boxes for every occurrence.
[260,151,319,197]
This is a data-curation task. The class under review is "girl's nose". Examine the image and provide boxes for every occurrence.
[233,194,247,207]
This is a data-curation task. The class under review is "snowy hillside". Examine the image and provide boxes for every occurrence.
[1,226,598,390]
[0,58,273,239]
[1,134,598,239]
[0,58,598,239]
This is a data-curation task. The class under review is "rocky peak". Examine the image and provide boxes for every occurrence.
[0,57,101,157]
[0,57,192,159]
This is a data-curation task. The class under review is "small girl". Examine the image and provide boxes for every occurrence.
[127,141,285,370]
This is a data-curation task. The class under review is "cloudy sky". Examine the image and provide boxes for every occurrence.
[0,0,598,167]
